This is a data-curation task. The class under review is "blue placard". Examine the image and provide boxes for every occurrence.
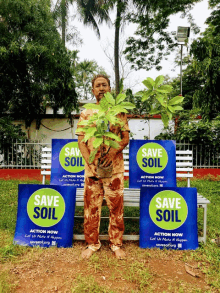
[139,187,198,250]
[50,139,85,187]
[13,184,76,248]
[129,140,176,188]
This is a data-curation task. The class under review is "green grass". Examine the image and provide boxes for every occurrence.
[0,178,220,292]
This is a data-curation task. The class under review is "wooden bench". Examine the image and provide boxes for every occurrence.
[41,147,210,243]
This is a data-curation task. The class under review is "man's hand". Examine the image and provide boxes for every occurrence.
[100,152,114,167]
[89,163,97,177]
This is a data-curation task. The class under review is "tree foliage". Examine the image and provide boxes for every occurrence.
[0,0,77,128]
[72,56,107,100]
[124,0,201,71]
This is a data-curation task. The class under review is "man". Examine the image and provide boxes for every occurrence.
[76,74,130,259]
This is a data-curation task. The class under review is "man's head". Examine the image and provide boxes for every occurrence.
[92,74,111,103]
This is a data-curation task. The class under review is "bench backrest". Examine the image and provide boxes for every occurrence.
[41,147,193,187]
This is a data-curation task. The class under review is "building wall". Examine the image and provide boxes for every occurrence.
[14,116,174,144]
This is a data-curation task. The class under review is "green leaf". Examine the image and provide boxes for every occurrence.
[116,93,126,104]
[89,148,98,164]
[157,85,173,93]
[172,105,184,111]
[167,111,172,120]
[104,132,121,142]
[119,102,135,109]
[168,106,175,113]
[168,96,184,105]
[108,140,120,149]
[78,120,90,126]
[142,77,155,89]
[75,127,85,134]
[104,92,115,105]
[149,108,160,115]
[141,89,154,101]
[93,137,103,149]
[154,75,164,88]
[83,103,100,110]
[156,95,167,107]
[161,113,169,128]
[83,128,97,142]
[111,106,128,114]
[99,97,109,111]
[106,113,117,124]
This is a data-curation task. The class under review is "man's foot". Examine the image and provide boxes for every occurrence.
[81,247,95,259]
[114,248,126,260]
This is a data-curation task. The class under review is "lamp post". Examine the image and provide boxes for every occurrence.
[177,26,190,96]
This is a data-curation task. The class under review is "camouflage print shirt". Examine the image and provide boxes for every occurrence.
[76,109,130,177]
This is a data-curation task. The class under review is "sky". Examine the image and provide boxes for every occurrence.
[67,0,212,93]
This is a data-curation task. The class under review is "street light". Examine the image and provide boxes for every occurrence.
[177,26,190,96]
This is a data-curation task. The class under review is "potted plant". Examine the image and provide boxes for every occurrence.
[75,91,135,178]
[75,75,184,178]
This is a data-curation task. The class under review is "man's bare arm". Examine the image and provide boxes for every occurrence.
[78,135,97,176]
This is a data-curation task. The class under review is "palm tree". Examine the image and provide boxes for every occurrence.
[53,0,110,46]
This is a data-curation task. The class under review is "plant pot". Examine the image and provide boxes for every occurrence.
[97,163,113,179]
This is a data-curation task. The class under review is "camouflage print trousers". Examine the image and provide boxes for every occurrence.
[83,173,124,251]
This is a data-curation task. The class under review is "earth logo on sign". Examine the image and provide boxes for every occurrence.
[27,188,65,227]
[136,142,168,174]
[149,190,188,230]
[59,142,85,173]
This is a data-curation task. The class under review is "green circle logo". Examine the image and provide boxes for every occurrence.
[137,143,168,174]
[59,142,85,173]
[27,188,65,227]
[149,190,188,230]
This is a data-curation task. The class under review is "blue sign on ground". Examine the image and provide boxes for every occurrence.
[14,184,76,248]
[129,140,176,188]
[50,139,85,187]
[139,187,198,250]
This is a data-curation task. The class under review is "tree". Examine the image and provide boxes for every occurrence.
[53,0,110,46]
[124,0,201,71]
[73,58,107,100]
[189,7,220,120]
[0,0,77,131]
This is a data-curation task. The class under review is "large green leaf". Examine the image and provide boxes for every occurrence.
[154,75,164,88]
[168,105,175,113]
[141,89,153,102]
[89,148,98,164]
[104,132,121,142]
[142,79,153,90]
[99,97,109,111]
[83,128,97,142]
[157,85,173,93]
[105,92,115,105]
[93,137,103,148]
[119,102,135,109]
[168,96,184,105]
[161,113,169,128]
[172,105,184,111]
[75,127,85,134]
[116,93,126,104]
[106,113,118,124]
[108,140,120,149]
[78,120,90,125]
[156,95,167,107]
[83,103,100,110]
[111,105,128,114]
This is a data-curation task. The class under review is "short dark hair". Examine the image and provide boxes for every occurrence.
[92,74,110,88]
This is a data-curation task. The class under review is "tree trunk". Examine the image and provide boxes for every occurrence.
[114,1,122,95]
[61,0,66,46]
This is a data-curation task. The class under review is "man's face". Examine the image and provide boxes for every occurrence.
[92,77,111,103]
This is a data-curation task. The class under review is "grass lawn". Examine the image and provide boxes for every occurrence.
[0,178,220,292]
